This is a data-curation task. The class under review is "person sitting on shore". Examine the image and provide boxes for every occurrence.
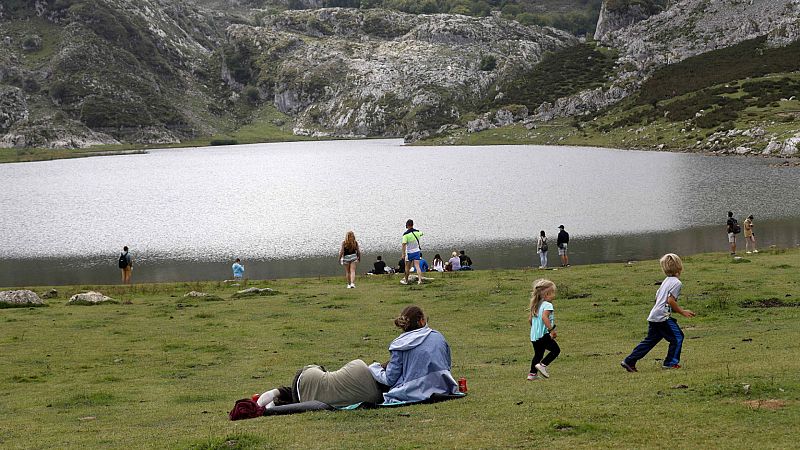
[432,254,445,272]
[445,252,461,272]
[368,305,459,403]
[369,256,388,275]
[410,258,429,274]
[458,250,473,271]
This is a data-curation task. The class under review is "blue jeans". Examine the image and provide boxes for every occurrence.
[539,250,547,268]
[624,319,684,367]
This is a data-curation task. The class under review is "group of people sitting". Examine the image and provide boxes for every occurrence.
[251,305,459,409]
[366,251,473,275]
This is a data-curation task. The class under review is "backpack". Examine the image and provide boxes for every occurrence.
[731,219,741,234]
[540,238,548,252]
[118,253,128,269]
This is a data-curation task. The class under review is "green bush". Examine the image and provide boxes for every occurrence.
[479,55,497,71]
[210,138,238,146]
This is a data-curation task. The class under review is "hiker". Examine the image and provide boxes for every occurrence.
[339,231,361,288]
[118,246,132,284]
[726,211,740,255]
[431,254,445,272]
[458,250,472,270]
[744,215,758,254]
[401,219,423,285]
[232,258,245,281]
[368,305,459,403]
[537,230,548,269]
[253,359,385,409]
[557,225,570,267]
[621,253,696,372]
[528,279,560,381]
[445,251,461,271]
[369,255,387,275]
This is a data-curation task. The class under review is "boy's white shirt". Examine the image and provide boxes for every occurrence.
[647,276,682,322]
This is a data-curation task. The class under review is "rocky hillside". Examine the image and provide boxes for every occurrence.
[226,8,576,138]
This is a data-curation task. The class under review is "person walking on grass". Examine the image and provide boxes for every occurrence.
[537,230,548,269]
[726,211,740,255]
[118,246,132,284]
[744,215,758,254]
[339,231,361,288]
[557,225,570,267]
[621,253,696,373]
[527,279,560,381]
[401,219,423,285]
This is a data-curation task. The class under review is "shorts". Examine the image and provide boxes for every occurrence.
[727,232,735,243]
[406,251,421,262]
[746,234,756,242]
[342,254,358,264]
[558,244,568,256]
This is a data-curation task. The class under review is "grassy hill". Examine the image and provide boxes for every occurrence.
[1,249,798,448]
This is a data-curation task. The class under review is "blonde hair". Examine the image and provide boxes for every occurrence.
[451,251,458,257]
[529,279,556,321]
[342,231,358,254]
[660,253,683,277]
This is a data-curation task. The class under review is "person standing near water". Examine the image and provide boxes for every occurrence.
[401,219,423,285]
[119,246,132,284]
[232,258,245,281]
[743,215,758,254]
[726,211,740,256]
[339,231,361,288]
[557,225,570,267]
[537,230,548,269]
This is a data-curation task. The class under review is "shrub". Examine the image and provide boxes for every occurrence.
[210,138,238,146]
[479,55,497,72]
[243,86,260,104]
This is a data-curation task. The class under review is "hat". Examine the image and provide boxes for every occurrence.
[558,225,564,229]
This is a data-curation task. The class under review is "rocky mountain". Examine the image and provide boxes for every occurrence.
[1,0,799,155]
[226,8,576,137]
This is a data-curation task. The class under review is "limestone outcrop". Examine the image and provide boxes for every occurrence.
[68,291,118,305]
[0,290,45,307]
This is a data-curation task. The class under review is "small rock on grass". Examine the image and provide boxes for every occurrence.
[0,290,45,307]
[67,291,118,305]
[671,384,689,389]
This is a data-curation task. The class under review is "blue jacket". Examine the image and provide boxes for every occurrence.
[369,326,459,404]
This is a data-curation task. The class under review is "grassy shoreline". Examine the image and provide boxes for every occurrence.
[1,249,798,448]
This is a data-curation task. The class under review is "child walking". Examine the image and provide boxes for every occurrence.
[621,253,696,372]
[528,279,560,381]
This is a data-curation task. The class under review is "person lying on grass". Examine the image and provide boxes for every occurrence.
[368,305,460,403]
[254,359,385,408]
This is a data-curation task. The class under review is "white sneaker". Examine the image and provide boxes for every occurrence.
[346,284,353,289]
[753,249,759,253]
[746,251,752,254]
[350,283,355,288]
[527,373,539,381]
[400,279,408,285]
[535,363,550,378]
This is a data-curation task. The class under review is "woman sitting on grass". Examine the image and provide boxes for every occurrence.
[369,305,459,403]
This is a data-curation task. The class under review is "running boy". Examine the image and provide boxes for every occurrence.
[621,253,695,372]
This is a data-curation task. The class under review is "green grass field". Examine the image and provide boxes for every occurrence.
[1,250,798,449]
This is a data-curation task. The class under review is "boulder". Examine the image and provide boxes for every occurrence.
[781,134,800,156]
[0,290,45,307]
[763,140,782,154]
[41,288,58,299]
[232,287,276,298]
[68,291,118,305]
[184,291,208,297]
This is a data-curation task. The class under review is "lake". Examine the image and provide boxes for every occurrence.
[1,139,798,287]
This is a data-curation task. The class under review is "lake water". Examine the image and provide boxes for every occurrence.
[1,139,798,287]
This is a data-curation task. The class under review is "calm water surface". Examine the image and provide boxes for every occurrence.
[1,139,798,286]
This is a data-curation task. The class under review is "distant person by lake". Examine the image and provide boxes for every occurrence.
[537,230,548,269]
[726,211,740,255]
[401,219,424,285]
[118,246,132,284]
[339,231,361,289]
[370,256,387,275]
[446,252,461,272]
[432,254,444,272]
[232,258,245,281]
[459,250,472,270]
[744,215,758,254]
[557,225,570,267]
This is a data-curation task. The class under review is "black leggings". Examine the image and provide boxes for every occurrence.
[530,334,560,373]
